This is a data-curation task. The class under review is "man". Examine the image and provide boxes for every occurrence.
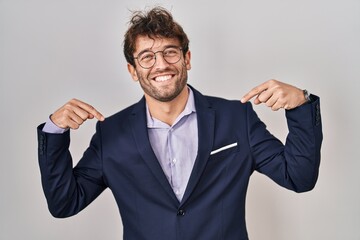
[37,7,322,240]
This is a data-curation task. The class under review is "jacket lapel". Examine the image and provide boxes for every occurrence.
[180,87,215,205]
[129,98,179,203]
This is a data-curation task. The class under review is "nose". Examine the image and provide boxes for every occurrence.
[153,52,170,69]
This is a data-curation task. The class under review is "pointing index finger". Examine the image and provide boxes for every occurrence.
[73,99,105,121]
[241,82,268,103]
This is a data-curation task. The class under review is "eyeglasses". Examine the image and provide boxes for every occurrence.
[133,47,183,69]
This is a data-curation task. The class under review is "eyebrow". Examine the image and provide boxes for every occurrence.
[136,44,180,57]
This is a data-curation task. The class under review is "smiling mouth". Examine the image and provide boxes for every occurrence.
[154,74,173,82]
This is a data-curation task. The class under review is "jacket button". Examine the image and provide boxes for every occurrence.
[177,209,186,216]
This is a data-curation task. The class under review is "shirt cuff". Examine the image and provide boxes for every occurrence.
[42,116,69,134]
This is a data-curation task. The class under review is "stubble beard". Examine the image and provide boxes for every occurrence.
[137,65,188,102]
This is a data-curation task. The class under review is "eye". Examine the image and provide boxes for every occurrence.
[164,48,179,56]
[140,52,155,62]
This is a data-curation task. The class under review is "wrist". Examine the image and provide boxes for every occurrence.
[303,89,312,103]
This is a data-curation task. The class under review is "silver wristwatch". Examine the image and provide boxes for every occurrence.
[303,89,311,103]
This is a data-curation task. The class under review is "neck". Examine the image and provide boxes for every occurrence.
[145,87,189,126]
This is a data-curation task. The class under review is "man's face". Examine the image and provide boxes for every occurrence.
[127,36,191,103]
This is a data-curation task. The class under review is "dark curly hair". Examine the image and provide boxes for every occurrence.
[123,7,190,67]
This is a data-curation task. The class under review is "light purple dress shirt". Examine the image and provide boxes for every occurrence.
[42,88,198,201]
[146,88,198,201]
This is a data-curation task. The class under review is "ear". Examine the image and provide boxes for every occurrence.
[127,63,139,81]
[184,50,191,70]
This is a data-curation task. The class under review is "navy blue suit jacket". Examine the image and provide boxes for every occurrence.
[37,86,322,240]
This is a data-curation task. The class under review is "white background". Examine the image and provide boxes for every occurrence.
[1,0,359,239]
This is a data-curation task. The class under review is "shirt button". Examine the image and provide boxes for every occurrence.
[177,209,186,216]
[172,158,177,164]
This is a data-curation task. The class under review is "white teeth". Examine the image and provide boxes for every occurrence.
[155,75,172,82]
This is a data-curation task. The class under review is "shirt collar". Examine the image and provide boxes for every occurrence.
[146,86,196,128]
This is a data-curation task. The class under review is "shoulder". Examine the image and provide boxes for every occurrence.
[98,97,145,128]
[205,95,245,107]
[191,86,251,114]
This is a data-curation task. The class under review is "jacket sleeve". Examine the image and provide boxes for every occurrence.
[248,95,323,192]
[37,122,107,218]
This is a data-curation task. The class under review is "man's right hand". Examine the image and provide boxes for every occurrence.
[50,99,105,130]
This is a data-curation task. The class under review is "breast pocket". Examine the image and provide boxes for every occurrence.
[209,142,239,161]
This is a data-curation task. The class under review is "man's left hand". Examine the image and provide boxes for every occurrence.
[241,79,307,111]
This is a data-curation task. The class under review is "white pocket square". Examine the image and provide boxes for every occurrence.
[210,142,238,155]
